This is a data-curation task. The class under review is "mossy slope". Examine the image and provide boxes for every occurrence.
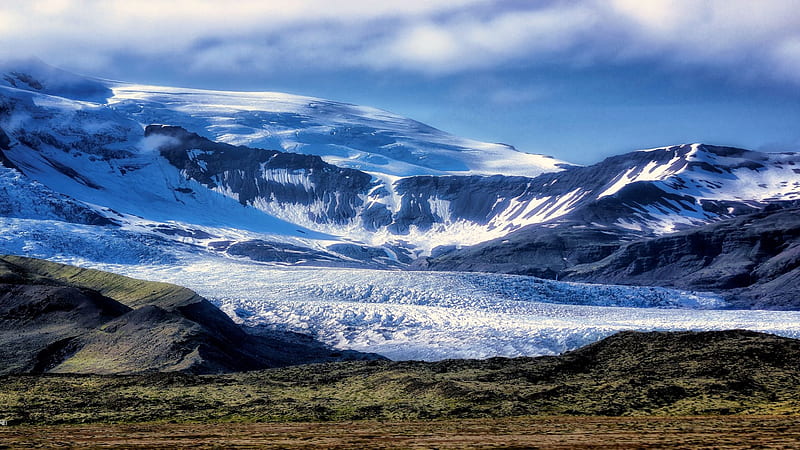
[0,255,380,376]
[2,330,800,424]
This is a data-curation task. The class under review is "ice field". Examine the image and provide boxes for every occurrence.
[88,256,800,361]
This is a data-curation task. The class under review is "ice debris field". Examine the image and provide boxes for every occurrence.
[86,256,800,361]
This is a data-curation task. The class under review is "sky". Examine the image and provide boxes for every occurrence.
[2,0,800,164]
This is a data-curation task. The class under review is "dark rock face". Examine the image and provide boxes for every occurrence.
[148,125,376,225]
[148,125,549,235]
[561,206,800,309]
[414,224,628,278]
[391,176,531,233]
[0,255,384,375]
[422,205,800,309]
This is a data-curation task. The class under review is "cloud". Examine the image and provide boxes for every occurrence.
[138,133,178,154]
[361,5,597,72]
[2,0,800,87]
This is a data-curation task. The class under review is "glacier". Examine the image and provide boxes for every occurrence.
[85,258,800,361]
[6,219,793,362]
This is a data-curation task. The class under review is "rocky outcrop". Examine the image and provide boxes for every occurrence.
[561,205,800,309]
[149,125,376,226]
[419,203,800,309]
[413,224,628,278]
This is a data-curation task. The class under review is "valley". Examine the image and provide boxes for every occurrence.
[1,60,799,368]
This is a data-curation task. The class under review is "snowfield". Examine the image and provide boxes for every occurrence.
[108,83,567,178]
[77,256,800,361]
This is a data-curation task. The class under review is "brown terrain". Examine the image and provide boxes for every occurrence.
[3,416,800,449]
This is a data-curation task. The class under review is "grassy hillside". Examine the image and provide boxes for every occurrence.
[1,255,200,309]
[2,330,799,425]
[0,255,379,376]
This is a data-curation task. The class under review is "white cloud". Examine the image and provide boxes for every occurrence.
[363,5,596,73]
[600,0,800,77]
[386,24,462,67]
[1,0,799,86]
[772,36,800,82]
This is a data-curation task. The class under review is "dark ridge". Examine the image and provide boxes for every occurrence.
[146,124,375,225]
[43,156,104,190]
[562,206,800,309]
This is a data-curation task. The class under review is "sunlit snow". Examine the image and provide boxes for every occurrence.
[108,83,566,178]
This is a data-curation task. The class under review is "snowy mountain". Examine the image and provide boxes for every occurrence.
[418,145,800,293]
[107,82,566,178]
[0,60,573,260]
[1,60,799,267]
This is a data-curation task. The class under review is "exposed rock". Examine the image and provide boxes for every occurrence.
[413,224,628,278]
[148,125,376,225]
[562,206,800,309]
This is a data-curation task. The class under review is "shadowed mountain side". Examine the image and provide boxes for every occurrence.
[412,224,629,278]
[3,330,800,424]
[561,206,800,309]
[417,205,800,309]
[0,255,382,375]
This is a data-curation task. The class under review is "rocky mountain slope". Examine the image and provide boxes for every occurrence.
[562,205,800,309]
[3,330,800,424]
[0,255,379,375]
[420,204,800,308]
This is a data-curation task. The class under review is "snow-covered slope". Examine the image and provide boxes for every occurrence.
[108,83,566,178]
[594,144,800,233]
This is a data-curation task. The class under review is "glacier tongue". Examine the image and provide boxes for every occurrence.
[81,256,800,361]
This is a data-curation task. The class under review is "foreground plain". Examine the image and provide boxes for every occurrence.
[2,416,800,448]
